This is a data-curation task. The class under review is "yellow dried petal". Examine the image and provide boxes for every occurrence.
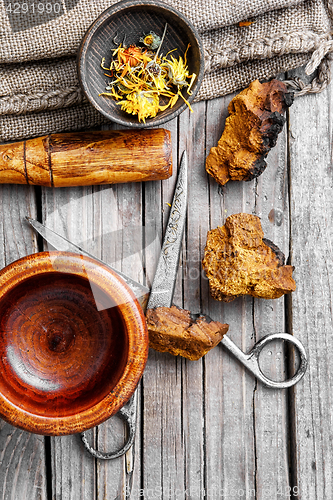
[118,92,160,123]
[187,73,197,95]
[169,93,179,108]
[177,89,193,112]
[101,37,194,120]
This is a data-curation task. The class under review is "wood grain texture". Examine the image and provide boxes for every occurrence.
[41,121,149,497]
[2,74,331,499]
[95,152,145,499]
[42,185,103,499]
[51,431,96,500]
[0,251,148,436]
[142,94,290,498]
[142,116,185,498]
[0,184,47,500]
[252,105,290,500]
[288,72,333,499]
[78,0,204,128]
[0,129,172,186]
[0,421,47,500]
[205,95,258,498]
[205,93,290,499]
[180,101,213,499]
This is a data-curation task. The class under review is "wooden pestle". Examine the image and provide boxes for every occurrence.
[0,128,172,187]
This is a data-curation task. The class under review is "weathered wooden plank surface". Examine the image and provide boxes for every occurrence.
[205,95,257,499]
[1,73,333,500]
[41,185,100,500]
[93,175,144,500]
[141,90,290,498]
[179,102,208,499]
[142,118,183,499]
[252,106,290,499]
[203,89,290,499]
[288,75,333,499]
[0,185,47,500]
[42,173,145,498]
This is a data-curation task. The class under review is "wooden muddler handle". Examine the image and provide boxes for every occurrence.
[0,128,172,187]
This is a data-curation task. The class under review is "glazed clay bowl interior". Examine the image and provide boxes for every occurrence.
[0,252,148,436]
[78,0,204,127]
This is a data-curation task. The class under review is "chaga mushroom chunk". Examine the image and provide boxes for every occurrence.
[202,213,296,302]
[146,305,229,360]
[205,79,293,186]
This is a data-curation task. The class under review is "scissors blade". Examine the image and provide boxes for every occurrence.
[25,217,150,309]
[147,151,188,310]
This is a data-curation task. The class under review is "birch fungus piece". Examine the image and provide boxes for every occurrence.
[146,305,229,360]
[205,79,294,185]
[202,213,296,302]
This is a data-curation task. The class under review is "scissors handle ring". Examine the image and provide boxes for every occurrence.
[221,332,308,389]
[80,390,137,460]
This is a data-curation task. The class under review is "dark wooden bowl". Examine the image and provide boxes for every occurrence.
[0,252,148,435]
[78,0,204,128]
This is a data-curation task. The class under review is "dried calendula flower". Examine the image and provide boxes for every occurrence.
[114,44,152,67]
[118,91,161,122]
[116,44,146,66]
[99,23,197,123]
[140,31,161,50]
[162,45,196,90]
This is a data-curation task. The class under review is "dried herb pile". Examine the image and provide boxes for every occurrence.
[100,24,196,122]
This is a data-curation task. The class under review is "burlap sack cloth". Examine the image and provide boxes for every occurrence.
[1,0,333,141]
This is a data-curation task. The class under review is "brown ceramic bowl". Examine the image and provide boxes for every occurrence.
[78,0,204,128]
[0,252,148,435]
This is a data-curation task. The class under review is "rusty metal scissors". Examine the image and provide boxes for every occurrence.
[26,150,307,482]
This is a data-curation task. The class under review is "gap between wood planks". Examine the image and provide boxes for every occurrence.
[285,102,299,500]
[36,92,300,499]
[33,183,53,500]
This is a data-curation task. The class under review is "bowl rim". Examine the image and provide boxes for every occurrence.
[0,251,148,435]
[77,0,205,128]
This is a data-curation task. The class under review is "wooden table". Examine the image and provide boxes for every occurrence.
[0,69,331,499]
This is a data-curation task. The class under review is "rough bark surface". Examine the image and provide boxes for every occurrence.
[146,305,229,360]
[202,213,296,301]
[205,79,293,185]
